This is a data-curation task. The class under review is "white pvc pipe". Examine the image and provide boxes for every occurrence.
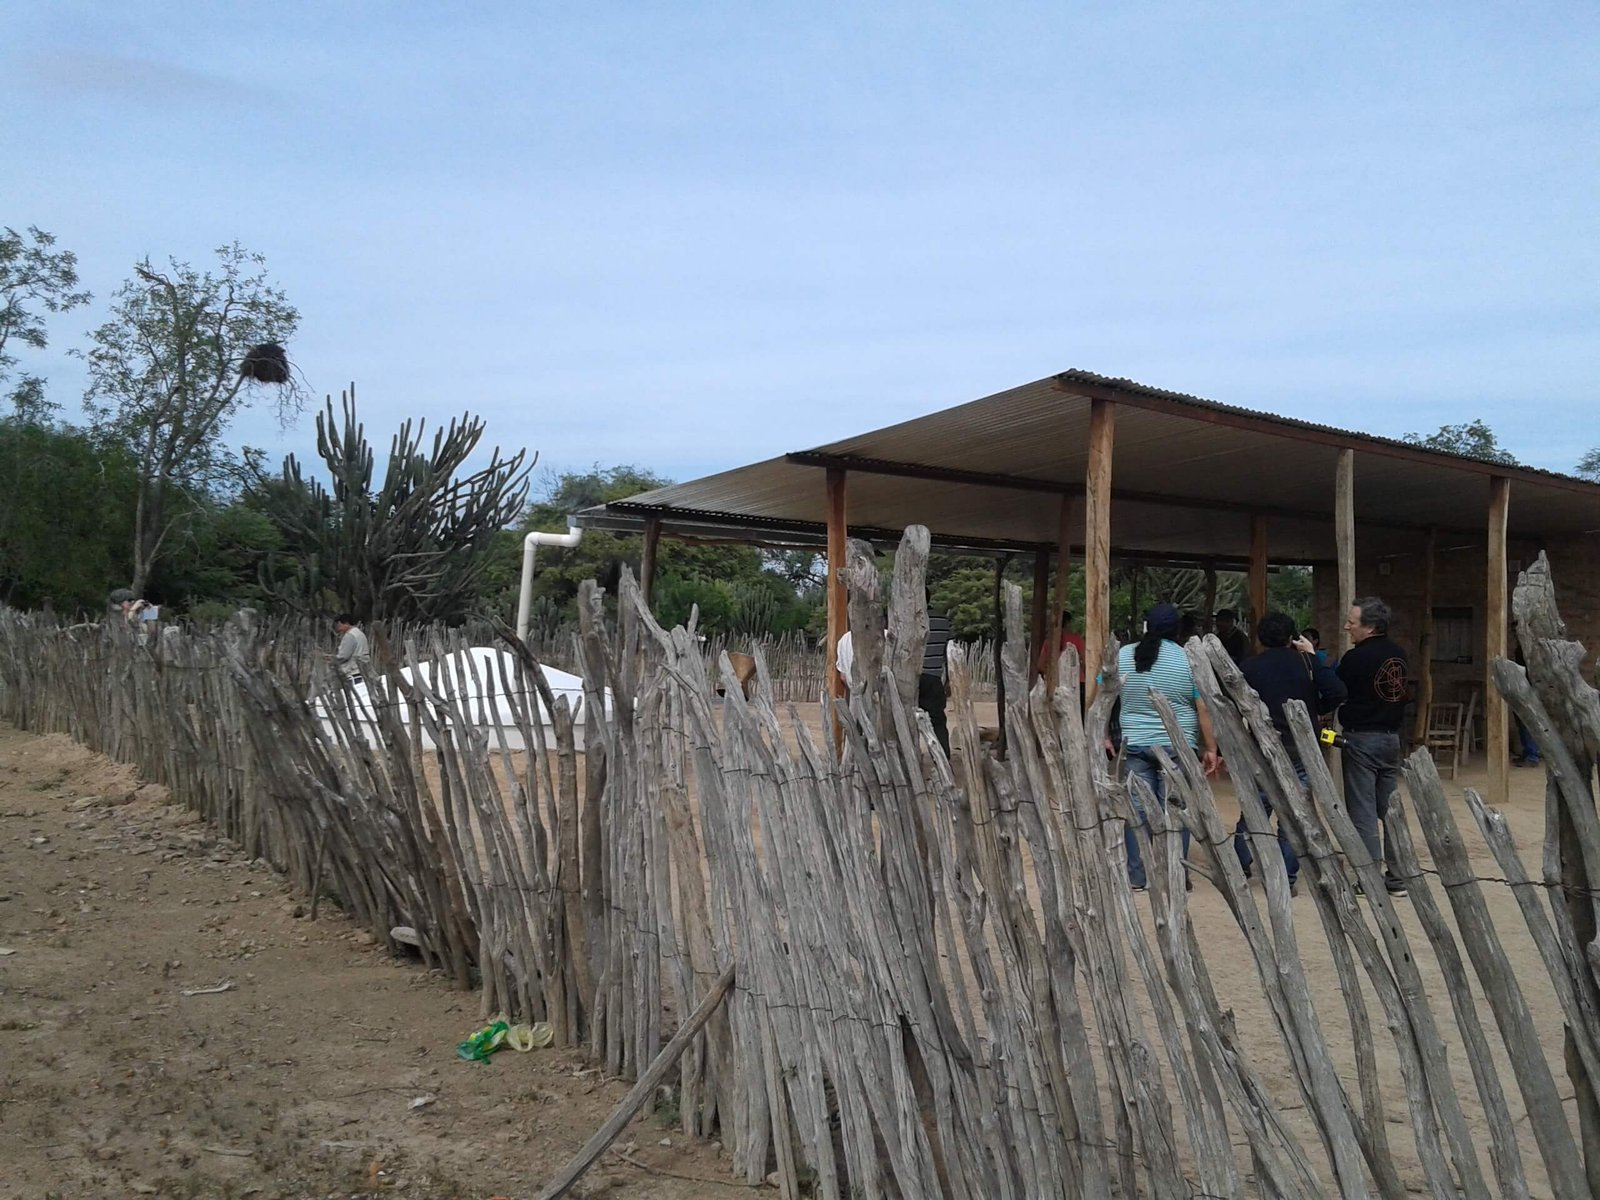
[515,520,583,641]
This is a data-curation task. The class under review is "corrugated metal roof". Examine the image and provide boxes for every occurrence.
[579,369,1600,560]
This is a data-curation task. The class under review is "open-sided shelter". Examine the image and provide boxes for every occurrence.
[577,369,1600,802]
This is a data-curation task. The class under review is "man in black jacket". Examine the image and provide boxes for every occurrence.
[1215,609,1249,667]
[1338,596,1410,894]
[1236,613,1347,891]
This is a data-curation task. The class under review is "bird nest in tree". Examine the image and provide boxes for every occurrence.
[240,342,290,384]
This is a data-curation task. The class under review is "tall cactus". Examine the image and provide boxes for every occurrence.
[255,386,532,623]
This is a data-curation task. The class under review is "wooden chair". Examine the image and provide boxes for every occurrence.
[1424,701,1466,779]
[1461,687,1479,757]
[1455,682,1484,753]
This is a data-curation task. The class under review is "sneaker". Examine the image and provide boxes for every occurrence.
[1131,884,1147,893]
[1288,879,1299,897]
[1384,875,1408,896]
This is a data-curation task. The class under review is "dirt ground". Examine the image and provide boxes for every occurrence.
[1,711,1578,1198]
[0,724,753,1200]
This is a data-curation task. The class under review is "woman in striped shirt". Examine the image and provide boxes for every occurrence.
[1117,603,1220,891]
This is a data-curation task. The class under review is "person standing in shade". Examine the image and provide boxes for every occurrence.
[1215,609,1249,667]
[334,613,370,682]
[1302,626,1334,667]
[919,603,953,756]
[1115,603,1220,891]
[1235,612,1346,893]
[1337,597,1410,894]
[1037,609,1087,681]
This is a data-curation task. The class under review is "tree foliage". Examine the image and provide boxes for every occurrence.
[0,225,90,416]
[251,390,532,624]
[82,243,304,593]
[1402,418,1517,465]
[489,464,820,636]
[149,497,287,619]
[0,415,137,613]
[1576,447,1600,482]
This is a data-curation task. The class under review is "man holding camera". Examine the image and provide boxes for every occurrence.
[1337,597,1410,895]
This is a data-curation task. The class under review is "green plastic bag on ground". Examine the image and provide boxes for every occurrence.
[455,1019,510,1062]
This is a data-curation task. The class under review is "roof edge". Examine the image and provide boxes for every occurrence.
[1054,369,1600,497]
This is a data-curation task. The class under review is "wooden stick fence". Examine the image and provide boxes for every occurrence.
[0,542,1596,1197]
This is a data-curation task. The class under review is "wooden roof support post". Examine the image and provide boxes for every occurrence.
[825,468,848,709]
[993,554,1009,757]
[1411,527,1438,746]
[1050,493,1075,694]
[1030,549,1050,683]
[639,517,662,608]
[825,473,851,755]
[1336,448,1356,656]
[1085,399,1114,702]
[1249,516,1268,651]
[1487,476,1510,804]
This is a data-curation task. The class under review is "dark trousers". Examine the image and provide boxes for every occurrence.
[1235,759,1304,884]
[918,672,950,756]
[1341,729,1401,875]
[1122,745,1193,890]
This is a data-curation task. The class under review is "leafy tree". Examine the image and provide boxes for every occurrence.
[1402,419,1517,465]
[653,576,735,633]
[932,561,1003,640]
[525,463,672,524]
[1265,566,1313,630]
[0,415,137,613]
[0,225,90,417]
[493,464,818,635]
[1576,447,1600,482]
[149,498,286,617]
[82,243,304,594]
[252,389,532,624]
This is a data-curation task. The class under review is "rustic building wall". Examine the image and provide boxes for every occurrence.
[1306,528,1600,735]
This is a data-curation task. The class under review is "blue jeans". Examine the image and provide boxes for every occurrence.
[1122,745,1192,889]
[1516,717,1541,764]
[1235,760,1303,884]
[1341,729,1401,875]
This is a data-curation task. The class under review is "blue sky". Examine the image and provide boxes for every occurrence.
[5,2,1597,488]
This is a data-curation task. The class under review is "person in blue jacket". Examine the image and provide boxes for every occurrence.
[1116,603,1221,891]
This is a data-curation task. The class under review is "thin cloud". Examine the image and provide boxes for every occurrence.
[22,49,273,107]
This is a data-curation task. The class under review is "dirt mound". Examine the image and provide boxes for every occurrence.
[0,722,745,1198]
[3,732,161,808]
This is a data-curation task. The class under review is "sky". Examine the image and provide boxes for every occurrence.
[4,2,1597,489]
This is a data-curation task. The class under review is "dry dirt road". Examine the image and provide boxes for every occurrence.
[0,724,753,1200]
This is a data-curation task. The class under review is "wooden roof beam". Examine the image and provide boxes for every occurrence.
[587,501,1328,567]
[785,450,1474,536]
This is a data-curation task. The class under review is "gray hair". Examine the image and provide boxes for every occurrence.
[1353,596,1391,635]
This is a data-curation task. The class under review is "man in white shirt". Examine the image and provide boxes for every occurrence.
[334,613,370,681]
[834,630,854,687]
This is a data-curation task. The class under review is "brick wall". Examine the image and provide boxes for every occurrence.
[1308,530,1600,692]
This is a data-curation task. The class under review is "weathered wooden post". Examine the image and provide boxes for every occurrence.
[1336,447,1356,655]
[1487,476,1510,804]
[1084,399,1113,701]
[1249,516,1268,650]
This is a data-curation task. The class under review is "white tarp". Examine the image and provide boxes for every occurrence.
[312,646,610,752]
